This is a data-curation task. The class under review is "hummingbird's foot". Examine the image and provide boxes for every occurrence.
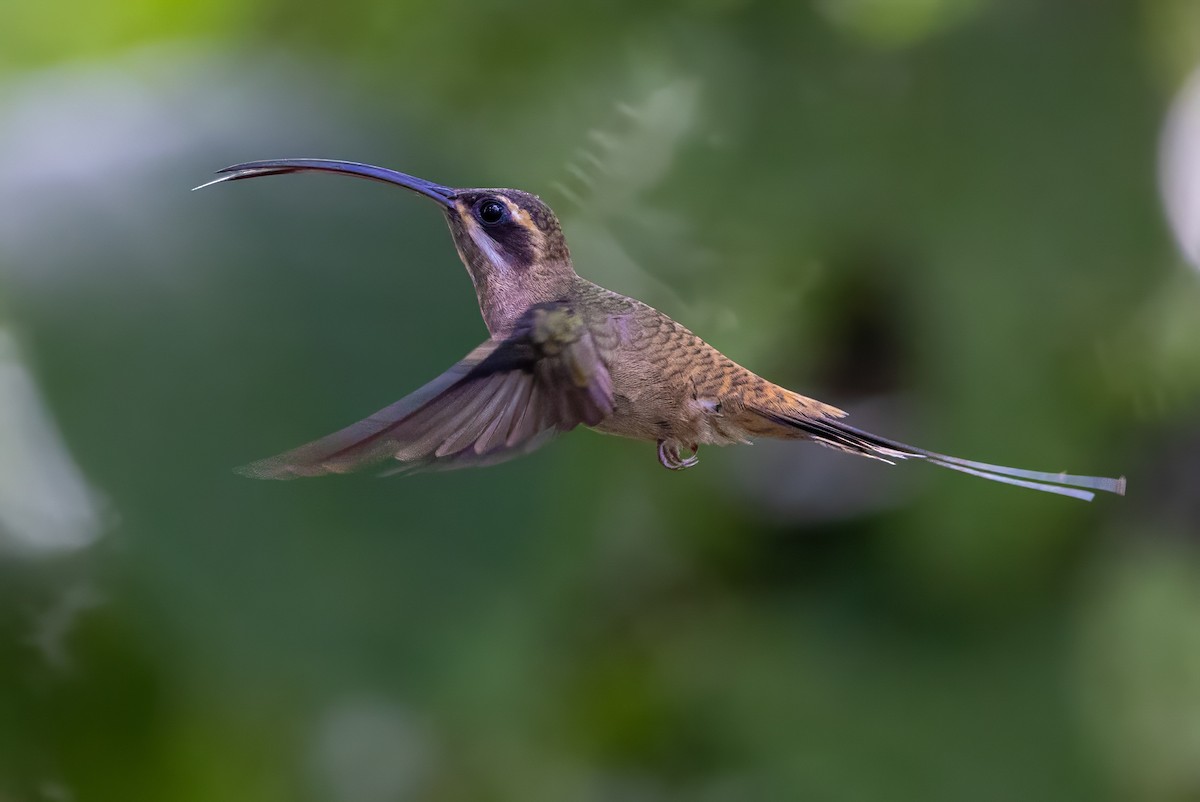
[658,440,700,471]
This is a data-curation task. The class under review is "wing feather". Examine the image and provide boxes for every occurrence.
[238,302,614,478]
[476,372,531,454]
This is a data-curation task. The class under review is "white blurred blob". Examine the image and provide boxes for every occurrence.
[28,584,105,672]
[38,780,75,802]
[1161,63,1200,270]
[310,699,434,802]
[0,45,365,551]
[0,43,362,286]
[0,329,105,555]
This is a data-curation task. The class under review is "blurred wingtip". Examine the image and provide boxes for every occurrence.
[233,454,310,480]
[234,448,373,479]
[233,460,290,480]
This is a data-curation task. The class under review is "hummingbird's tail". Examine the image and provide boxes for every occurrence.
[751,405,1126,502]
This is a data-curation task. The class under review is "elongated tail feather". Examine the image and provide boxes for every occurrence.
[752,408,1126,502]
[922,459,1103,501]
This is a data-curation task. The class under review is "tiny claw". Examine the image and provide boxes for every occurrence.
[657,440,699,471]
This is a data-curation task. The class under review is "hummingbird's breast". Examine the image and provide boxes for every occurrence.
[576,285,768,448]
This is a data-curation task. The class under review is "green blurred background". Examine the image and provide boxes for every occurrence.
[3,1,1200,800]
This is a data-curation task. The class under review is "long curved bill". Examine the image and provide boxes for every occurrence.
[193,158,457,208]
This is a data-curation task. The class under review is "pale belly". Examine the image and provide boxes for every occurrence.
[588,383,750,448]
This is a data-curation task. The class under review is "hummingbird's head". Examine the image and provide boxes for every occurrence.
[444,188,569,276]
[198,159,576,334]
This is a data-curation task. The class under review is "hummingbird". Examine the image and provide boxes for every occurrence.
[198,159,1126,502]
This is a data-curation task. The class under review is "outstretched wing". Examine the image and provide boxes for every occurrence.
[239,303,614,478]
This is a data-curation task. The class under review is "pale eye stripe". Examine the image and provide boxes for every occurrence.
[503,197,538,230]
[467,219,512,272]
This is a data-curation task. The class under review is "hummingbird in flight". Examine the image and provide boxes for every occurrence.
[198,159,1126,502]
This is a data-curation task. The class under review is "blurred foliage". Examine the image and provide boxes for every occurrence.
[1,1,1199,801]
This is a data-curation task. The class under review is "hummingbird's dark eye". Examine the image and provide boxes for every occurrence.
[477,199,507,226]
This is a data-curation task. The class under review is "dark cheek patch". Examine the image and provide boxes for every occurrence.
[494,225,536,269]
